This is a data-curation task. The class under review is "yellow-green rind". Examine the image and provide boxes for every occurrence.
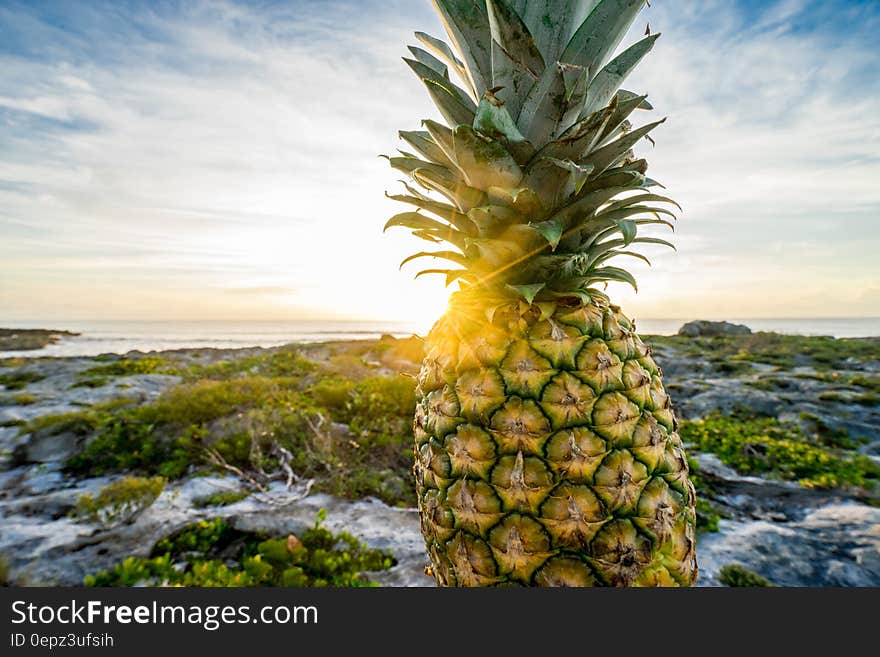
[415,297,697,587]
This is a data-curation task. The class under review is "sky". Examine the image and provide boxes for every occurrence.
[1,0,878,325]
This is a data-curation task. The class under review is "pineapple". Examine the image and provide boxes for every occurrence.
[384,0,697,586]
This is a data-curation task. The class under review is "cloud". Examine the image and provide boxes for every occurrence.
[0,0,877,321]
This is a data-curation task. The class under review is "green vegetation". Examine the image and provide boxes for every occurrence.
[688,458,724,534]
[184,348,316,381]
[82,356,174,377]
[12,392,38,405]
[193,489,249,508]
[70,377,110,389]
[744,376,796,392]
[849,374,880,392]
[0,370,45,390]
[680,412,879,490]
[0,554,9,586]
[84,513,394,587]
[647,332,879,371]
[718,564,777,587]
[73,476,166,526]
[817,390,879,405]
[50,345,419,505]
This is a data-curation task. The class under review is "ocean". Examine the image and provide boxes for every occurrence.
[1,317,878,358]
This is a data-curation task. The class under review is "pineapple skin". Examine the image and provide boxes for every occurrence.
[414,297,697,587]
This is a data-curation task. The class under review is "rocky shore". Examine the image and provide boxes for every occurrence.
[1,323,878,587]
[0,328,80,352]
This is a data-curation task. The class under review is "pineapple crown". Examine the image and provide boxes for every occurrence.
[384,0,677,311]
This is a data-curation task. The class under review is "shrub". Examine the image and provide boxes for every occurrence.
[680,412,879,490]
[82,357,172,377]
[0,554,9,586]
[70,377,109,389]
[718,564,776,587]
[85,512,394,587]
[73,476,166,526]
[0,370,45,390]
[193,489,249,508]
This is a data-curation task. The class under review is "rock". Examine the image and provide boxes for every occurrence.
[697,503,880,586]
[0,328,79,352]
[15,430,83,463]
[0,474,434,587]
[678,320,752,337]
[675,383,783,420]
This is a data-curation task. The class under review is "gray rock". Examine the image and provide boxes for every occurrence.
[16,430,83,463]
[698,503,880,587]
[678,320,752,337]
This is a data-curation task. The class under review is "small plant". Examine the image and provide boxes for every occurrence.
[193,489,249,508]
[73,476,166,526]
[0,370,45,390]
[12,392,38,405]
[687,458,724,534]
[680,412,879,490]
[70,377,110,389]
[718,564,776,587]
[85,512,394,587]
[82,356,172,377]
[0,554,10,586]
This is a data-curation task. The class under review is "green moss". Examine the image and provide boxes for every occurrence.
[718,564,777,587]
[10,392,38,405]
[310,377,353,409]
[687,457,724,533]
[849,374,880,392]
[0,370,45,390]
[680,412,879,490]
[185,348,315,382]
[743,377,787,391]
[85,512,394,587]
[193,489,249,508]
[0,418,25,428]
[647,332,879,370]
[73,476,166,525]
[716,360,754,375]
[0,554,9,585]
[24,409,103,437]
[82,356,174,377]
[70,377,110,389]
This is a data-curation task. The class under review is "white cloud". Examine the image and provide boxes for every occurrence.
[0,0,877,322]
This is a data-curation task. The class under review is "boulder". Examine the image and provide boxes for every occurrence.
[678,320,752,337]
[15,430,83,463]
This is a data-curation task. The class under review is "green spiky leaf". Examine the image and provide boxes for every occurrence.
[518,62,567,144]
[583,118,666,175]
[384,212,454,234]
[431,0,493,96]
[531,218,565,250]
[506,282,545,304]
[408,45,449,78]
[453,125,523,189]
[486,0,545,77]
[617,219,636,245]
[561,0,645,76]
[473,92,528,147]
[400,251,468,269]
[399,130,455,168]
[586,265,638,291]
[423,78,478,127]
[414,31,470,89]
[581,33,659,118]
